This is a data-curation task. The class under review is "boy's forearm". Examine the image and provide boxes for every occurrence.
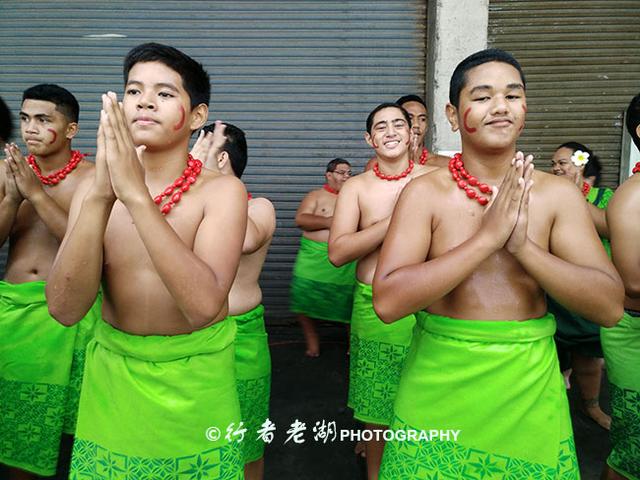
[296,214,331,232]
[514,239,624,326]
[329,217,390,266]
[46,194,113,325]
[127,197,232,327]
[0,196,20,247]
[28,191,68,241]
[587,203,608,238]
[374,232,497,322]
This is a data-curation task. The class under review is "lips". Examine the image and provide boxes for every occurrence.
[384,140,400,149]
[486,118,513,127]
[134,116,159,125]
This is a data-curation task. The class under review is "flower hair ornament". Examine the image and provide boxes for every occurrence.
[570,150,590,167]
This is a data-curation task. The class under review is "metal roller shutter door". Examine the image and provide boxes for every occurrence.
[488,0,640,187]
[0,1,427,322]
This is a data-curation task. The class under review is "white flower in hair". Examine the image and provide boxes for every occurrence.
[571,150,590,167]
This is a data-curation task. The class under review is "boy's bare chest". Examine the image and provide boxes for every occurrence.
[358,181,408,227]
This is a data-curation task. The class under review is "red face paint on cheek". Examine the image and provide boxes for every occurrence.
[47,129,58,144]
[463,108,477,134]
[173,106,186,131]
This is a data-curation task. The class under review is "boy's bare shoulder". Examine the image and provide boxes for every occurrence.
[531,170,577,197]
[410,165,451,191]
[413,163,439,178]
[198,169,246,196]
[611,174,640,211]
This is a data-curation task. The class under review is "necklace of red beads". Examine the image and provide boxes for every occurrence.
[581,181,591,197]
[449,153,493,206]
[373,159,414,181]
[153,154,203,215]
[27,150,84,186]
[633,162,640,175]
[323,183,338,194]
[418,147,428,165]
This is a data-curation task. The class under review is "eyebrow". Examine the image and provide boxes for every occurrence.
[19,111,52,119]
[126,80,179,92]
[469,83,525,95]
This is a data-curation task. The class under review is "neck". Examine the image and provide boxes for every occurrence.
[139,139,191,182]
[459,142,517,184]
[32,145,74,173]
[375,151,410,174]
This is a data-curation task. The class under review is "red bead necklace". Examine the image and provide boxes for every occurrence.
[418,147,429,165]
[373,159,414,181]
[448,153,493,206]
[247,192,253,200]
[633,162,640,174]
[27,150,84,186]
[581,181,591,197]
[323,183,338,194]
[152,154,203,215]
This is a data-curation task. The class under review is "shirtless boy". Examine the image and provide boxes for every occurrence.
[290,158,355,356]
[329,103,436,479]
[197,120,275,480]
[46,43,247,478]
[601,92,640,480]
[372,48,623,479]
[0,84,98,479]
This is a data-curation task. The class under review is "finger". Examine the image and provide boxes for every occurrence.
[520,179,534,215]
[135,145,146,161]
[116,98,136,145]
[484,185,499,210]
[105,92,127,150]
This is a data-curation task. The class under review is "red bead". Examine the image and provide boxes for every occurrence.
[153,195,163,204]
[465,188,477,199]
[479,184,492,194]
[173,178,184,187]
[187,159,196,168]
[468,177,478,186]
[193,167,201,175]
[181,184,190,192]
[171,191,182,203]
[477,196,489,206]
[457,180,467,189]
[161,204,172,215]
[163,186,174,196]
[455,160,463,169]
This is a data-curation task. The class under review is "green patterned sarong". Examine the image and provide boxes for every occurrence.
[601,311,640,479]
[63,290,102,435]
[380,312,580,480]
[0,280,99,476]
[290,236,356,323]
[69,318,244,480]
[348,281,416,426]
[229,305,271,464]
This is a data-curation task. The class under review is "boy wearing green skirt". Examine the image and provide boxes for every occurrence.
[46,44,248,479]
[329,104,437,478]
[1,84,98,478]
[373,49,624,479]
[196,120,275,480]
[291,158,355,357]
[602,93,640,480]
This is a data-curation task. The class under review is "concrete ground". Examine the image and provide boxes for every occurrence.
[3,322,611,479]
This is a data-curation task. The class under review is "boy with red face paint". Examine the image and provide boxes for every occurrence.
[329,102,437,479]
[46,44,247,479]
[0,84,100,479]
[373,49,624,479]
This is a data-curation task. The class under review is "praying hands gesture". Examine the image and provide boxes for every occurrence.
[4,143,44,201]
[480,151,534,254]
[99,91,147,206]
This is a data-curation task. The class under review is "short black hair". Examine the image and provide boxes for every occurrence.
[0,96,12,143]
[123,42,210,109]
[396,94,426,109]
[625,93,640,150]
[22,84,79,123]
[557,141,600,181]
[449,48,526,108]
[326,158,351,173]
[366,103,412,134]
[202,122,248,179]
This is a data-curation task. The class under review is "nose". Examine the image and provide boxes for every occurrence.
[24,119,38,134]
[491,95,509,115]
[137,91,156,110]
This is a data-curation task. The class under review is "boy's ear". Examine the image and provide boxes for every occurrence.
[445,103,459,132]
[364,132,374,148]
[218,151,229,170]
[189,103,209,131]
[65,122,79,140]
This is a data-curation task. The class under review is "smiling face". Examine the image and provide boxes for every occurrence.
[446,61,526,152]
[123,61,206,150]
[365,106,411,159]
[551,146,583,186]
[19,99,77,156]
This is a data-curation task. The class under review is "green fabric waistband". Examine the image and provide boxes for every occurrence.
[94,318,236,363]
[299,236,328,252]
[0,280,47,305]
[417,311,556,343]
[228,304,264,326]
